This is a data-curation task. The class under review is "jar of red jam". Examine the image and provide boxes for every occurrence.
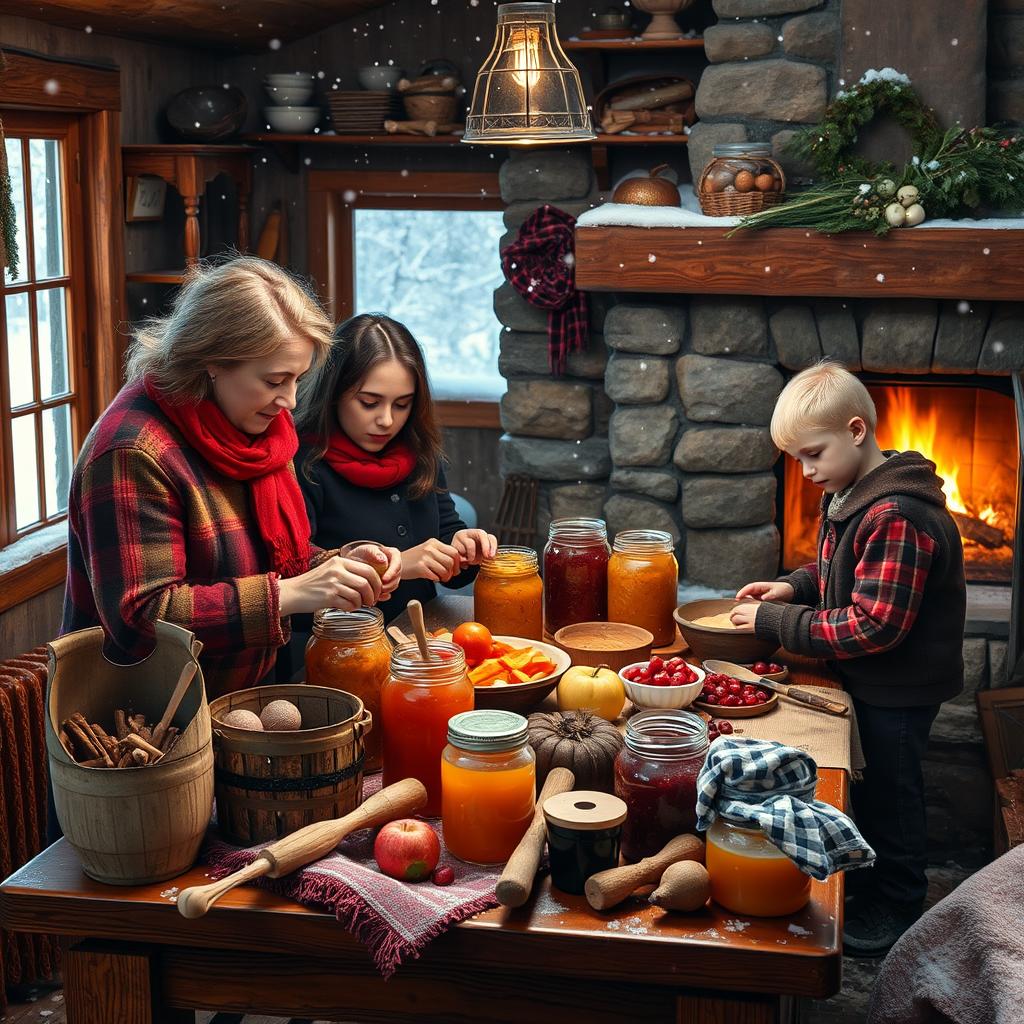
[614,709,709,862]
[543,518,610,635]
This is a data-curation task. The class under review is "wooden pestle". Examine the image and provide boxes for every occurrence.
[152,661,198,749]
[407,599,435,661]
[584,833,705,911]
[496,767,576,908]
[176,778,427,919]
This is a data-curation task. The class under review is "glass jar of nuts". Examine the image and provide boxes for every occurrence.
[697,143,786,217]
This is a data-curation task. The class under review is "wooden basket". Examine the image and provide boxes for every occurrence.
[209,684,371,845]
[402,92,458,122]
[45,621,213,885]
[698,157,787,217]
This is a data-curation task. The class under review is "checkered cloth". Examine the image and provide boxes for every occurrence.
[696,737,875,881]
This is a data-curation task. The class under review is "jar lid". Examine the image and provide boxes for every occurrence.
[712,142,771,157]
[543,790,627,831]
[447,709,529,752]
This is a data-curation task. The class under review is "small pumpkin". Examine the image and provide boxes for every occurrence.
[527,709,624,794]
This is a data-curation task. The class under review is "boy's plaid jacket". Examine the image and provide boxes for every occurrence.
[63,380,332,696]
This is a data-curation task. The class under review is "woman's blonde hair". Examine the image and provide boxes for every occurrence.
[125,255,334,402]
[770,360,877,450]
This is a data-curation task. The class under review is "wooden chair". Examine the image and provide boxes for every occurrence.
[977,686,1024,853]
[493,474,539,548]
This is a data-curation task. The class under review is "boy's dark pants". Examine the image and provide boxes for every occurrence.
[851,697,941,910]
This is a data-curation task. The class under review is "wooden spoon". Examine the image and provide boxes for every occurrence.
[387,624,413,646]
[406,599,435,661]
[703,659,849,716]
[151,660,198,749]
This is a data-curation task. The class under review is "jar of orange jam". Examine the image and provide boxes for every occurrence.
[442,710,535,865]
[305,607,390,772]
[381,640,473,816]
[705,818,812,916]
[474,546,543,639]
[607,529,678,647]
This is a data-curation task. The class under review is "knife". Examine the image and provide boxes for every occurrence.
[703,659,849,717]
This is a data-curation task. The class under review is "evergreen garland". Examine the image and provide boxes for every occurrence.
[0,117,18,279]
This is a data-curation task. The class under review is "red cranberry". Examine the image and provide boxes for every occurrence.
[432,866,455,886]
[755,690,769,702]
[769,663,783,673]
[752,661,770,676]
[649,656,665,672]
[727,681,742,695]
[717,721,733,734]
[744,694,758,706]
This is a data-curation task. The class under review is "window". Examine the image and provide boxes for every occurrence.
[1,111,89,550]
[309,170,507,407]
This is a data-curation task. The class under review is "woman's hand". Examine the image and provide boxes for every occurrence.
[451,529,498,566]
[401,538,461,583]
[278,556,383,617]
[735,580,795,603]
[728,602,759,631]
[342,542,403,599]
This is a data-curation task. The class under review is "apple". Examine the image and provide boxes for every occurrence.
[373,819,441,882]
[556,663,625,721]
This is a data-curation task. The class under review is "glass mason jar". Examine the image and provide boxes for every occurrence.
[705,817,812,916]
[381,640,473,816]
[305,607,391,772]
[698,142,786,213]
[474,546,543,640]
[441,709,535,865]
[543,517,611,635]
[607,529,679,647]
[614,709,709,862]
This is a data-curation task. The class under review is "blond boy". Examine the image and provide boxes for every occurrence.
[733,361,966,957]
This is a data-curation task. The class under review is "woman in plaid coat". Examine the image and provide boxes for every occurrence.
[62,257,401,697]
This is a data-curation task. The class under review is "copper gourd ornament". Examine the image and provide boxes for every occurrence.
[612,164,681,207]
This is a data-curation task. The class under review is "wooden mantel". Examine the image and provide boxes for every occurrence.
[574,225,1024,301]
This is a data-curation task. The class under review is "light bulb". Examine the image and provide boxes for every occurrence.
[506,26,542,89]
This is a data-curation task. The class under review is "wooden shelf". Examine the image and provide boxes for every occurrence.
[574,224,1024,301]
[126,269,187,285]
[242,132,469,146]
[563,37,705,50]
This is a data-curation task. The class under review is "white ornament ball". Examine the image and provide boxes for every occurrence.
[904,203,926,226]
[897,185,920,208]
[222,709,264,731]
[884,203,907,228]
[260,699,302,731]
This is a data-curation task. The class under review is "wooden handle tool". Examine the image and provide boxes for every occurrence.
[703,660,849,717]
[176,778,427,919]
[496,767,576,908]
[152,660,198,749]
[584,833,704,911]
[387,624,413,646]
[406,599,435,661]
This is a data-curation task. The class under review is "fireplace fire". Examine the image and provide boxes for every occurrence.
[782,384,1020,584]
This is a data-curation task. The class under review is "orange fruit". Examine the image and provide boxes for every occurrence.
[452,621,494,665]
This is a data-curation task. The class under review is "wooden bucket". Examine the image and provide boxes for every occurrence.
[45,621,214,885]
[209,684,370,845]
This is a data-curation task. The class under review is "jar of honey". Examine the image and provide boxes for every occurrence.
[543,518,610,636]
[441,709,535,865]
[705,818,812,916]
[381,640,473,816]
[607,529,678,647]
[305,607,390,772]
[614,709,708,862]
[474,547,543,640]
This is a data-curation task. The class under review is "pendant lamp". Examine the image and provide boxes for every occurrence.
[463,2,595,145]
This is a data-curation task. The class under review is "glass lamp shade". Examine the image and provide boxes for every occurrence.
[463,2,595,145]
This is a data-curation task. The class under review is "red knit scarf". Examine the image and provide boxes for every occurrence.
[314,430,417,490]
[145,378,311,578]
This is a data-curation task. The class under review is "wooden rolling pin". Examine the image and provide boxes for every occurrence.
[584,833,704,911]
[176,778,427,919]
[495,767,576,908]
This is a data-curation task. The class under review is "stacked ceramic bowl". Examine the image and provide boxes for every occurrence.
[263,72,322,133]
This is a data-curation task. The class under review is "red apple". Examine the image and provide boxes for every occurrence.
[373,819,441,882]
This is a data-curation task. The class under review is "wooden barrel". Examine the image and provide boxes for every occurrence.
[45,622,214,885]
[209,684,370,845]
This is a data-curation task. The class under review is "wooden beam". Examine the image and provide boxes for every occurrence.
[0,48,120,112]
[574,225,1024,301]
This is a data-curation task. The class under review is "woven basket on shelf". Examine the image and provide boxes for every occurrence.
[697,157,787,217]
[403,92,459,122]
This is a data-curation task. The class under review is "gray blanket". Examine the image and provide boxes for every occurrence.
[868,844,1024,1024]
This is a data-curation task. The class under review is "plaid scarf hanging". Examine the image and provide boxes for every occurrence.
[500,203,588,376]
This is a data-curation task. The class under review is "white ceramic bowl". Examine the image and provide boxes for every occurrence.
[618,661,706,710]
[264,81,314,105]
[263,106,322,132]
[357,65,403,91]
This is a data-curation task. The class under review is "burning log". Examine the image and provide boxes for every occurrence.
[951,510,1007,549]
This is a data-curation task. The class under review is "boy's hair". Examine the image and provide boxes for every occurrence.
[770,360,877,450]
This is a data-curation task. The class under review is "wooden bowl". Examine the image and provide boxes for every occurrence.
[472,637,571,715]
[552,622,654,672]
[693,693,778,718]
[673,598,780,664]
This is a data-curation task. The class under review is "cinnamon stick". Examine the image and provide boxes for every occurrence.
[113,709,129,741]
[58,727,76,760]
[123,732,164,764]
[116,750,134,768]
[92,723,120,761]
[67,714,114,767]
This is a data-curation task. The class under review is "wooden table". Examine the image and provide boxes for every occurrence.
[0,597,847,1024]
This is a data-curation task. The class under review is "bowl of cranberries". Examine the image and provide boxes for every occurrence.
[693,669,778,718]
[742,660,788,682]
[618,656,705,710]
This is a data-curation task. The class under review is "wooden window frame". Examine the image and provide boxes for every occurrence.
[307,169,503,431]
[0,48,124,613]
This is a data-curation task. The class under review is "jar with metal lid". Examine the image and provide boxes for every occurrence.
[705,817,812,916]
[543,517,611,635]
[543,790,628,894]
[614,708,709,862]
[441,709,535,865]
[381,640,473,816]
[474,546,543,640]
[305,606,390,771]
[607,529,678,647]
[698,142,786,217]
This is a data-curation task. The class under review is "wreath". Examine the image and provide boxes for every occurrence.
[786,69,943,180]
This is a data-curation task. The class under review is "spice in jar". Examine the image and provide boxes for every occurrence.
[305,607,391,772]
[543,518,610,636]
[543,790,627,895]
[381,640,473,816]
[614,709,709,862]
[607,529,678,647]
[442,709,535,865]
[474,546,543,640]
